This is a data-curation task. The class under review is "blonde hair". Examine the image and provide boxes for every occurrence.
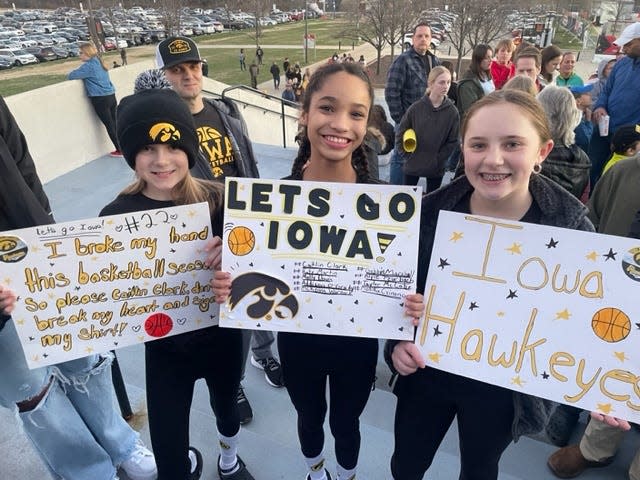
[503,75,538,97]
[79,42,108,71]
[426,66,450,94]
[121,175,224,215]
[495,38,515,54]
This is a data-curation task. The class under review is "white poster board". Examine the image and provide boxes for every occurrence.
[219,178,422,340]
[0,203,218,368]
[418,211,640,422]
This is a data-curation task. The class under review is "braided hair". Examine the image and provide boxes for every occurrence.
[291,62,374,181]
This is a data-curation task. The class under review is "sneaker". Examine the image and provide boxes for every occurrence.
[250,356,284,388]
[217,455,255,479]
[236,385,253,425]
[305,470,332,480]
[188,446,203,480]
[110,150,124,157]
[119,440,157,480]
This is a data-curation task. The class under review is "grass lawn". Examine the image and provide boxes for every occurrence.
[0,18,356,97]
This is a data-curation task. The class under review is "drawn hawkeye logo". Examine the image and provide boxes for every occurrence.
[0,235,28,263]
[228,272,299,321]
[622,246,640,282]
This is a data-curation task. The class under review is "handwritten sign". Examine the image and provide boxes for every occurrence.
[418,211,640,422]
[0,203,217,368]
[219,178,422,339]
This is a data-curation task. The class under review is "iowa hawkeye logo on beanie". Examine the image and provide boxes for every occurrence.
[116,89,199,170]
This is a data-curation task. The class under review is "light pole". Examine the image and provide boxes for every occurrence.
[304,2,308,64]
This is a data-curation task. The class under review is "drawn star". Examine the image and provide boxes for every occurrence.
[603,248,617,261]
[586,251,598,261]
[106,219,114,225]
[542,371,550,379]
[506,289,518,299]
[428,352,441,363]
[555,309,571,320]
[433,325,442,336]
[196,319,202,326]
[3,277,10,285]
[511,375,526,387]
[30,245,40,252]
[614,351,628,362]
[32,355,39,362]
[220,311,227,320]
[48,292,55,299]
[91,256,99,261]
[187,210,196,217]
[85,347,94,353]
[138,335,145,342]
[438,258,450,269]
[506,242,522,254]
[16,319,24,326]
[337,306,343,312]
[181,222,186,228]
[469,301,479,311]
[545,238,558,248]
[356,327,363,334]
[450,231,464,242]
[636,323,640,330]
[596,403,613,415]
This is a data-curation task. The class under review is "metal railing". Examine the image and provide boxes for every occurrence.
[202,85,299,149]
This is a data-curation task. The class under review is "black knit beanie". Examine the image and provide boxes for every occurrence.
[116,89,198,169]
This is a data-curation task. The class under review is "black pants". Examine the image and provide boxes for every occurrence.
[391,367,514,480]
[404,174,444,193]
[588,129,613,190]
[89,94,119,151]
[273,75,280,88]
[278,332,378,469]
[146,326,243,480]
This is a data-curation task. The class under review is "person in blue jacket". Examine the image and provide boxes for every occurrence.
[589,22,640,188]
[68,42,121,157]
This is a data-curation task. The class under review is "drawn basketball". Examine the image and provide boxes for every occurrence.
[144,313,173,338]
[228,226,255,256]
[591,307,631,343]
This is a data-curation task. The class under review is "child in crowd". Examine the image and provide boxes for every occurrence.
[396,65,459,192]
[100,88,253,480]
[570,84,595,155]
[211,63,400,480]
[385,89,594,480]
[490,38,516,89]
[601,123,640,175]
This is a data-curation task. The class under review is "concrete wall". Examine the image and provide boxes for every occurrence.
[5,60,299,184]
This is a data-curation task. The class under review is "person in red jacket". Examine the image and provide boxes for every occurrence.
[490,38,516,89]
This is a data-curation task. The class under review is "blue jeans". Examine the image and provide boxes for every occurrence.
[389,148,405,185]
[0,320,139,480]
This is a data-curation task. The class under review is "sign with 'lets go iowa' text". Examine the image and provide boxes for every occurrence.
[219,178,422,340]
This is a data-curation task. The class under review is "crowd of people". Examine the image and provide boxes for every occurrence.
[1,19,640,480]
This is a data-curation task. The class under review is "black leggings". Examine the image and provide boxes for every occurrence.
[391,367,514,480]
[89,94,119,150]
[404,174,444,193]
[146,326,243,480]
[278,332,378,469]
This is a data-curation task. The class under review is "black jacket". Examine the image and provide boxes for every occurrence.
[0,96,54,330]
[540,144,591,200]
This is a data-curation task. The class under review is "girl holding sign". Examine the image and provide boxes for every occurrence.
[386,89,595,480]
[211,62,424,480]
[100,88,254,480]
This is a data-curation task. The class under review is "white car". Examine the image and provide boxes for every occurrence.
[0,48,38,65]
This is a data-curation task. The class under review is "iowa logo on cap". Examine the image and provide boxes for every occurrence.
[149,123,181,143]
[168,39,191,54]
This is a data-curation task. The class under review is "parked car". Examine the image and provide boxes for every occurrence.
[0,48,38,65]
[25,46,57,61]
[0,54,13,69]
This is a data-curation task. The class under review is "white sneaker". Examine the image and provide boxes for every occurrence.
[120,439,158,480]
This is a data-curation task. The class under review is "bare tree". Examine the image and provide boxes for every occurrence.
[350,0,387,74]
[155,0,182,36]
[381,0,414,59]
[245,0,271,48]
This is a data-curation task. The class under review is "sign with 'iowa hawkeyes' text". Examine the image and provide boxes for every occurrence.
[219,178,422,340]
[420,211,640,423]
[0,203,217,368]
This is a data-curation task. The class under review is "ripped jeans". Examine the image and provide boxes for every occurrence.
[0,319,139,480]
